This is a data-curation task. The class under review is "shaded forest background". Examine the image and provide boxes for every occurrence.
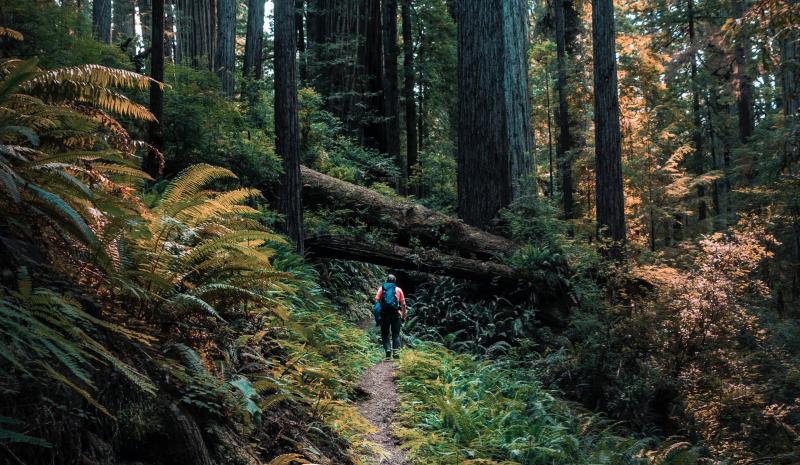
[0,0,799,464]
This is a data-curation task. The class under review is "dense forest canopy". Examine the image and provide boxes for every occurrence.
[0,0,799,464]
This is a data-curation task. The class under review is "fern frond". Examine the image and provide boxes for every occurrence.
[159,164,237,209]
[0,28,24,41]
[266,453,311,465]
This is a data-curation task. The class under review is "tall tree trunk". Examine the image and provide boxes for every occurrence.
[363,0,386,152]
[731,0,753,143]
[215,0,236,96]
[93,0,112,43]
[243,0,266,79]
[402,0,418,194]
[383,0,402,190]
[555,0,574,218]
[275,0,305,252]
[296,0,307,83]
[457,0,534,229]
[781,0,799,118]
[688,0,707,220]
[175,0,214,69]
[138,0,152,48]
[113,0,136,42]
[147,0,165,178]
[591,0,626,246]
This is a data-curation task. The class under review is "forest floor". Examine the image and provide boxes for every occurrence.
[357,358,407,465]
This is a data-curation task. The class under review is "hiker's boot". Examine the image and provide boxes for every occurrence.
[385,350,392,360]
[392,350,399,360]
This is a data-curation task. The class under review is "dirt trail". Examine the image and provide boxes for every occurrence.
[357,360,407,465]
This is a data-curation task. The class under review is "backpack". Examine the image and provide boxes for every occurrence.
[379,282,400,313]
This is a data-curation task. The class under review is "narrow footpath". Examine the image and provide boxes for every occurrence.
[357,360,407,465]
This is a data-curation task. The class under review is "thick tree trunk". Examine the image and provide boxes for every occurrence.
[555,0,574,219]
[402,0,418,194]
[305,235,518,281]
[383,0,402,189]
[138,0,152,48]
[93,0,112,43]
[243,0,266,79]
[457,0,534,229]
[275,0,305,252]
[146,0,165,177]
[175,0,214,69]
[688,0,707,220]
[300,166,518,258]
[731,0,753,143]
[215,0,236,96]
[167,403,213,465]
[113,0,136,42]
[591,0,626,246]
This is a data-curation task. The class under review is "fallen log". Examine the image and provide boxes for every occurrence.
[305,235,518,282]
[300,166,518,259]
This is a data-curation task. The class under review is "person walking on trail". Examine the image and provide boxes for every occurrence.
[374,274,407,359]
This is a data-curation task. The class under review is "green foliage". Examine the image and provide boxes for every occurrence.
[395,343,666,465]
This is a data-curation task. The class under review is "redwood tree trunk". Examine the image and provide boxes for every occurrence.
[215,0,236,96]
[275,0,305,252]
[731,0,753,143]
[243,0,266,79]
[591,0,626,245]
[555,0,574,219]
[176,0,214,69]
[364,0,386,152]
[93,0,112,43]
[296,0,307,83]
[147,0,165,177]
[402,0,418,193]
[688,0,707,220]
[113,0,136,42]
[457,0,534,229]
[383,0,402,189]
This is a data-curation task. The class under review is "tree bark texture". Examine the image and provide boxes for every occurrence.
[215,0,236,96]
[175,0,215,69]
[167,403,213,465]
[243,0,266,79]
[93,0,112,43]
[457,0,534,229]
[165,0,176,61]
[688,0,707,220]
[731,0,754,143]
[555,0,574,219]
[382,0,402,188]
[591,0,626,244]
[306,235,518,281]
[402,0,418,192]
[147,0,165,177]
[300,165,518,259]
[113,0,136,42]
[275,0,305,252]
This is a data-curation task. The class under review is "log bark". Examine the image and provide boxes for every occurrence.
[305,235,518,281]
[300,165,518,259]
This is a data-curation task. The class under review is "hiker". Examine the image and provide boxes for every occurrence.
[374,274,407,359]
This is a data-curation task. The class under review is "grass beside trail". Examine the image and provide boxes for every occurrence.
[394,343,652,465]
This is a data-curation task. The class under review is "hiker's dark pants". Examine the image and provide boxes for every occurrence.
[380,311,401,353]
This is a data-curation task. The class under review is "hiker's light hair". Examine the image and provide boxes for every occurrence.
[387,274,397,283]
